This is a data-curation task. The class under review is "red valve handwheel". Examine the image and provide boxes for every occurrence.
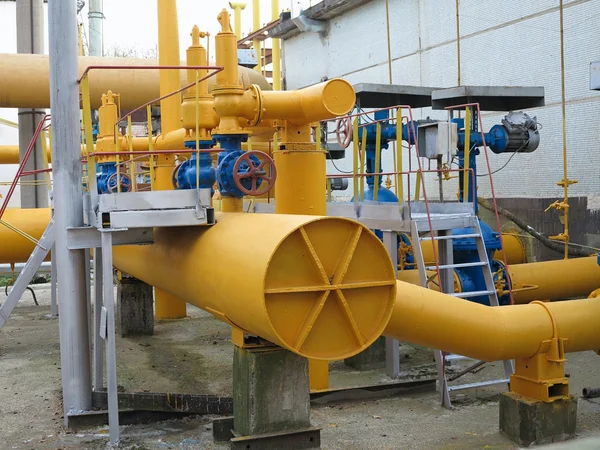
[336,115,353,149]
[232,150,277,196]
[107,172,132,193]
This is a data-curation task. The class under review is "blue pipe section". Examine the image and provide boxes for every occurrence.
[213,134,254,198]
[96,162,132,194]
[174,140,216,190]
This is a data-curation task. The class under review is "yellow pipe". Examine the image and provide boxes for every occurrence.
[0,53,271,110]
[0,146,20,164]
[463,107,471,203]
[271,0,281,90]
[228,2,246,39]
[154,0,186,319]
[0,209,51,264]
[252,0,261,73]
[112,213,397,360]
[385,280,600,362]
[397,255,600,305]
[508,256,600,304]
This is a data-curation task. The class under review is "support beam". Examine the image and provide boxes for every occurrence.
[48,0,92,420]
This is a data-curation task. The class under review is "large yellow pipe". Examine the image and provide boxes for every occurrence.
[0,53,271,110]
[509,256,600,304]
[0,139,151,164]
[0,209,51,264]
[385,280,600,361]
[397,256,600,305]
[113,213,397,360]
[154,0,186,319]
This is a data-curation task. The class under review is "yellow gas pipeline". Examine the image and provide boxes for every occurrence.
[509,256,600,304]
[113,213,397,360]
[385,279,600,361]
[0,53,270,110]
[0,209,51,264]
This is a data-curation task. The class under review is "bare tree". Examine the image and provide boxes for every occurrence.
[104,43,158,59]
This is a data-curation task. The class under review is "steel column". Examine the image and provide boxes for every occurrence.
[383,231,400,378]
[48,0,92,420]
[101,231,119,442]
[93,248,104,390]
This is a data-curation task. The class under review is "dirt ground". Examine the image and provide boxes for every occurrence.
[1,284,600,449]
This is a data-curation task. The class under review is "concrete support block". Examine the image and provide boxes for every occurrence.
[499,392,577,447]
[344,336,386,370]
[116,278,154,337]
[233,346,310,437]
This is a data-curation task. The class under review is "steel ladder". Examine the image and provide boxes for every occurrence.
[410,212,513,408]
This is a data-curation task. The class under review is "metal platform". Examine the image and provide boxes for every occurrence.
[354,83,438,109]
[431,85,545,111]
[84,188,214,229]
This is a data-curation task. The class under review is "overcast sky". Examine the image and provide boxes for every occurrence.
[79,0,307,59]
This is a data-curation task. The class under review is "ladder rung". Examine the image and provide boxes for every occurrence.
[420,233,480,241]
[451,290,495,298]
[448,378,510,392]
[425,261,487,270]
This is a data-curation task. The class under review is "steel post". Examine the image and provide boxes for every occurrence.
[48,0,92,420]
[383,231,400,378]
[93,248,104,390]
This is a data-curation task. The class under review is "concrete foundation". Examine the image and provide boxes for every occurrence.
[499,392,577,447]
[344,336,386,370]
[116,278,154,337]
[233,346,311,437]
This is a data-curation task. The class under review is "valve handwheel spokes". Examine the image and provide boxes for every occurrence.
[107,172,132,193]
[233,150,277,196]
[336,115,353,149]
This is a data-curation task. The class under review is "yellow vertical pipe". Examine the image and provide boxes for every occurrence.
[271,0,281,90]
[155,0,186,319]
[559,0,570,259]
[360,126,366,201]
[463,107,471,204]
[374,122,381,201]
[352,117,359,203]
[397,108,403,203]
[228,2,246,39]
[253,0,261,73]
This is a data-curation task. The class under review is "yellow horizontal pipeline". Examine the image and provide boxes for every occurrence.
[509,256,600,304]
[0,208,51,264]
[385,280,600,361]
[0,138,151,164]
[0,53,271,110]
[260,79,356,125]
[113,213,397,360]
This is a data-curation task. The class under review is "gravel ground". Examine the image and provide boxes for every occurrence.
[1,284,600,449]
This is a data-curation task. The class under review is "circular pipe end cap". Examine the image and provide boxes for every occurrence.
[264,217,396,360]
[322,79,356,117]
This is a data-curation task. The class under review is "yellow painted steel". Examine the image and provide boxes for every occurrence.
[212,11,354,131]
[508,256,600,304]
[0,146,20,164]
[113,213,397,360]
[0,53,271,110]
[95,91,124,163]
[271,0,281,90]
[0,209,51,264]
[373,122,381,201]
[182,26,218,142]
[153,0,187,320]
[252,0,261,73]
[385,279,600,362]
[228,2,246,39]
[463,107,471,203]
[493,233,527,264]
